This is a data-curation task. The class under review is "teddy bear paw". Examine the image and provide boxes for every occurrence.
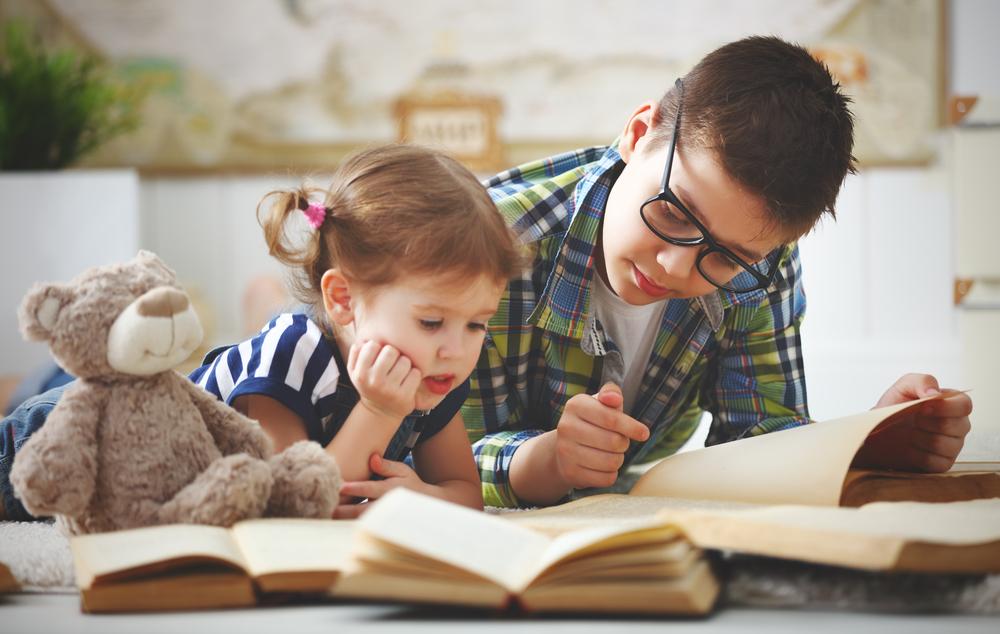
[158,453,273,526]
[266,440,341,518]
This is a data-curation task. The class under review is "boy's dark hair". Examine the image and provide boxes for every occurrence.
[647,36,857,238]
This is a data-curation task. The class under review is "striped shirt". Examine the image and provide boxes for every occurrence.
[462,145,810,507]
[189,313,464,462]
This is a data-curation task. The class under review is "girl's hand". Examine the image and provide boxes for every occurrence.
[854,374,972,472]
[332,453,429,519]
[347,340,422,421]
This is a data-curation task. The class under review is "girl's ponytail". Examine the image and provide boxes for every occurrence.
[256,185,330,308]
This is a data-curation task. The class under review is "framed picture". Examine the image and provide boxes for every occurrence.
[40,0,944,170]
[394,93,504,172]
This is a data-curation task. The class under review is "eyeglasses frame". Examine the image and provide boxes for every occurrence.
[638,79,780,293]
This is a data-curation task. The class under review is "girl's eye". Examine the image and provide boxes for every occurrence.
[467,322,487,332]
[419,319,443,331]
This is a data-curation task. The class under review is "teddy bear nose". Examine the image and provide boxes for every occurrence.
[136,287,190,318]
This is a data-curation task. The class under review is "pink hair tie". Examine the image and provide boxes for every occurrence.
[302,202,327,230]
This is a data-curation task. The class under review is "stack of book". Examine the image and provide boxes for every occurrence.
[66,395,1000,614]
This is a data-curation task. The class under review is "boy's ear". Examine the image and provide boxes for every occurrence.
[18,283,74,342]
[618,101,658,163]
[320,269,354,326]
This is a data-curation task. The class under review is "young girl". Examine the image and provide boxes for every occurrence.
[188,144,522,517]
[0,144,521,522]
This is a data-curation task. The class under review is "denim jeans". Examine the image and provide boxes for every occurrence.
[0,384,70,521]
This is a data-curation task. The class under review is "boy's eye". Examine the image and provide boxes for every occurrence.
[419,319,443,331]
[467,322,487,332]
[648,200,689,228]
[664,203,690,226]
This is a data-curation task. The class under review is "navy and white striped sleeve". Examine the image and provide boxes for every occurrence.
[188,313,341,441]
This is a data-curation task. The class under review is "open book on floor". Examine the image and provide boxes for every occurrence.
[70,518,354,613]
[515,395,998,530]
[629,393,998,507]
[509,397,1000,574]
[330,487,719,615]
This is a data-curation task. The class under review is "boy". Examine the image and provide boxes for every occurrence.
[462,36,972,508]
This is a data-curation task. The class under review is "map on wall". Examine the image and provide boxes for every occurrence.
[43,0,943,170]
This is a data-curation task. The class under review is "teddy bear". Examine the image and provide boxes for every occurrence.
[10,251,340,534]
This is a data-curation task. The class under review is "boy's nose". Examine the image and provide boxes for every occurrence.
[655,244,699,279]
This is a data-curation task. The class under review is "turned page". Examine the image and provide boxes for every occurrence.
[662,498,1000,572]
[357,488,555,592]
[230,518,356,579]
[631,396,939,506]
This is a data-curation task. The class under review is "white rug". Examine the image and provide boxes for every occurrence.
[0,521,74,592]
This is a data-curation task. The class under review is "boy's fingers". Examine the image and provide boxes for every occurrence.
[570,418,632,453]
[909,428,964,460]
[876,373,941,408]
[920,392,973,418]
[588,408,648,442]
[571,443,627,473]
[916,413,972,438]
[596,382,624,411]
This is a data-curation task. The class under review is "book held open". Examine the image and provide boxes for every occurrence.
[66,394,1000,613]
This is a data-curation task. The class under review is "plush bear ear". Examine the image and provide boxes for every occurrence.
[18,283,74,342]
[136,249,177,280]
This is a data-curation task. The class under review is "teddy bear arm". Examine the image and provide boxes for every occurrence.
[180,378,274,459]
[10,383,105,517]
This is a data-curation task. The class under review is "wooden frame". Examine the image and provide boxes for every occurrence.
[393,93,504,172]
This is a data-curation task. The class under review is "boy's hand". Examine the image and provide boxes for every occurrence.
[332,453,428,519]
[347,340,422,421]
[853,374,972,472]
[553,383,650,489]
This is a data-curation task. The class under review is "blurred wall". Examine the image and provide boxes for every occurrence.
[3,1,997,439]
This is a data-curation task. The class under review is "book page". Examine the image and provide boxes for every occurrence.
[509,493,760,535]
[231,518,356,578]
[630,397,936,505]
[357,488,554,591]
[515,522,680,591]
[663,498,1000,571]
[71,524,247,589]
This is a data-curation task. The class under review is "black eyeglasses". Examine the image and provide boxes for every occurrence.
[639,79,779,293]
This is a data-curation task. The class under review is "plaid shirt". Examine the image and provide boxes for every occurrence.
[462,145,811,508]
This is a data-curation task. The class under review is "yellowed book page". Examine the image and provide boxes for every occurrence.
[631,397,936,505]
[664,498,1000,571]
[351,533,491,581]
[71,524,247,589]
[357,488,553,591]
[332,560,509,608]
[518,559,719,616]
[509,493,759,536]
[534,542,698,585]
[950,461,1000,473]
[230,518,356,579]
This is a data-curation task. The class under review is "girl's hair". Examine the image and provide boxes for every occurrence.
[259,144,521,310]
